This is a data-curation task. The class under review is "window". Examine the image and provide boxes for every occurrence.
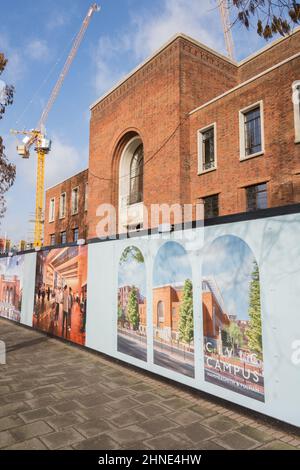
[60,231,67,244]
[292,81,300,143]
[198,124,216,173]
[50,234,56,246]
[49,198,55,222]
[72,227,79,242]
[59,193,66,219]
[157,301,164,325]
[129,144,143,205]
[239,102,264,159]
[84,182,88,211]
[71,187,79,215]
[203,194,219,219]
[246,183,267,212]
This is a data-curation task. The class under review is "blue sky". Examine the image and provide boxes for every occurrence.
[0,0,271,243]
[153,241,192,287]
[203,235,258,320]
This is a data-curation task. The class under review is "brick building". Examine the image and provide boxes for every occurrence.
[44,30,300,244]
[44,169,88,245]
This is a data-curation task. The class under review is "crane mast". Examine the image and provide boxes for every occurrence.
[11,4,100,247]
[218,0,235,61]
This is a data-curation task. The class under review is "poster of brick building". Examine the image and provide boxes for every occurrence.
[202,235,265,402]
[153,241,194,378]
[117,246,147,361]
[33,246,87,345]
[0,255,24,322]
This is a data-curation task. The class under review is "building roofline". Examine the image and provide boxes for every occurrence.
[89,33,237,111]
[189,50,300,115]
[238,25,300,66]
[45,168,88,192]
[90,27,300,113]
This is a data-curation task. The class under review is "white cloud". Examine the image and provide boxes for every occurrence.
[93,35,130,96]
[46,11,68,30]
[131,0,225,60]
[92,0,225,97]
[44,135,87,188]
[26,39,50,61]
[0,32,26,82]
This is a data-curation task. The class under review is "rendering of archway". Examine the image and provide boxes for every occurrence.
[117,245,147,361]
[202,234,264,402]
[152,241,194,378]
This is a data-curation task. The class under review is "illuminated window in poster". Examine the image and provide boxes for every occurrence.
[202,235,264,402]
[33,246,88,346]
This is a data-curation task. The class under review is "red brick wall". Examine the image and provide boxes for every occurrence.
[189,55,300,215]
[44,169,88,246]
[88,36,238,238]
[239,29,300,83]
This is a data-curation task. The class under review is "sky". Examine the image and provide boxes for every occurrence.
[0,0,271,243]
[203,235,258,320]
[153,241,192,287]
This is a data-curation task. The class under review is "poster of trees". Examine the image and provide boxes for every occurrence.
[202,235,264,402]
[117,246,147,361]
[0,255,24,322]
[153,241,194,378]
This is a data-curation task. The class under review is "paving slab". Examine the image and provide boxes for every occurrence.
[0,318,299,450]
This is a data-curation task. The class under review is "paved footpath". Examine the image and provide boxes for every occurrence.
[0,318,299,451]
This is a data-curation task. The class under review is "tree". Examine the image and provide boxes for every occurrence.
[178,279,194,346]
[127,287,139,330]
[0,52,16,219]
[226,322,243,353]
[120,246,144,264]
[228,0,300,39]
[245,261,263,359]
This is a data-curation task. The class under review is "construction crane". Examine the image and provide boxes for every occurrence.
[218,0,235,61]
[11,3,100,247]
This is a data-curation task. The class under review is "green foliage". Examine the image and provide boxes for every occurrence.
[245,261,263,359]
[231,1,300,40]
[178,279,194,345]
[120,246,144,264]
[0,52,16,219]
[226,322,243,350]
[127,287,140,331]
[117,305,123,320]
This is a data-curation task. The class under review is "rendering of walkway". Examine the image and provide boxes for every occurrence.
[0,318,299,451]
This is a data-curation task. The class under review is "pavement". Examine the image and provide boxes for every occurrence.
[0,318,300,450]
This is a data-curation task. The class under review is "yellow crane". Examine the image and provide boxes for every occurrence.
[11,3,100,247]
[218,0,235,61]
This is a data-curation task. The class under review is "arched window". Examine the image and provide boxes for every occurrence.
[157,301,164,326]
[129,144,143,205]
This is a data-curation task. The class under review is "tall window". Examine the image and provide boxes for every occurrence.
[59,193,66,219]
[240,102,264,159]
[71,187,79,215]
[60,231,67,244]
[73,227,79,242]
[246,183,267,212]
[157,301,164,326]
[203,194,219,219]
[129,144,143,205]
[49,198,55,222]
[50,234,56,246]
[293,81,300,143]
[198,124,216,173]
